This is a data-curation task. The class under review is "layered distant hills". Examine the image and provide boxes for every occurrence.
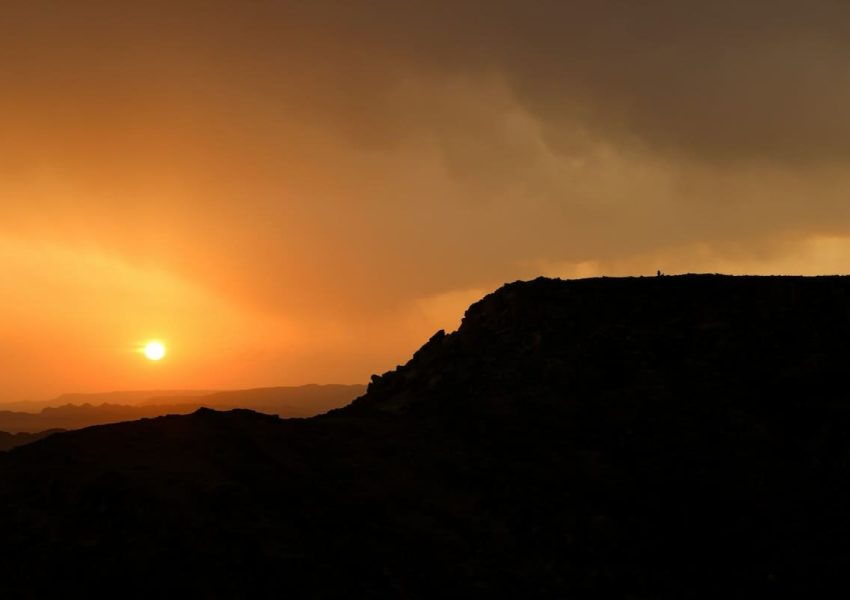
[3,276,850,596]
[0,384,365,436]
[0,389,216,413]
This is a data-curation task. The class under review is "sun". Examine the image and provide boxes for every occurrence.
[143,340,166,361]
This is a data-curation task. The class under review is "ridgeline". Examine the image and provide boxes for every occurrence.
[2,275,850,597]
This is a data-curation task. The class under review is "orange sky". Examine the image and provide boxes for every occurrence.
[3,1,850,402]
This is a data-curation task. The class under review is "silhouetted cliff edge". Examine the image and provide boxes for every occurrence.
[351,274,850,418]
[3,275,850,597]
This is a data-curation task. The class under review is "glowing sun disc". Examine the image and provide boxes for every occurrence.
[143,341,166,361]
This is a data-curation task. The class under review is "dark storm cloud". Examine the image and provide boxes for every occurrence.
[6,1,849,162]
[236,0,850,162]
[3,1,850,336]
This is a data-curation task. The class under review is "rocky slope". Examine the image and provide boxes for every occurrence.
[2,275,850,597]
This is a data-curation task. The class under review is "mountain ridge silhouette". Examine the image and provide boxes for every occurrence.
[2,275,850,597]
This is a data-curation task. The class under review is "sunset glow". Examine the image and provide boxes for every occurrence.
[2,3,849,597]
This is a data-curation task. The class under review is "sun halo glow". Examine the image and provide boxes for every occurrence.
[143,341,166,361]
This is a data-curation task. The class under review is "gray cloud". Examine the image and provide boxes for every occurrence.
[2,0,850,315]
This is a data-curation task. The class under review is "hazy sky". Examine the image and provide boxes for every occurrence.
[3,1,850,401]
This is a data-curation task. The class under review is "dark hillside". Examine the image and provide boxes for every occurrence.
[0,429,62,451]
[2,275,850,597]
[355,275,850,418]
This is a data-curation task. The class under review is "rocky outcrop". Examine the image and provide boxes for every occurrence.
[353,274,850,418]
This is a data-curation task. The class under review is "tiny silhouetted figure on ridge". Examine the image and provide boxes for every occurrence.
[657,269,663,277]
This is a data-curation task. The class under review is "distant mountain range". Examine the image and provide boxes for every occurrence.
[3,276,850,596]
[0,384,365,434]
[0,389,217,413]
[0,429,63,452]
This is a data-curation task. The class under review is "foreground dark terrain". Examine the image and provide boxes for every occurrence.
[2,275,850,597]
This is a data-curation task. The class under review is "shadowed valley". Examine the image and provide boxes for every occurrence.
[2,275,849,596]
